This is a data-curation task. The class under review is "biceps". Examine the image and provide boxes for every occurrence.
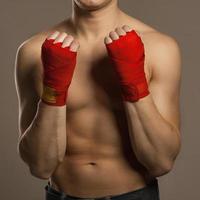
[15,70,41,136]
[19,98,39,136]
[149,78,181,129]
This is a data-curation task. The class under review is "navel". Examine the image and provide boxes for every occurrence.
[87,162,97,166]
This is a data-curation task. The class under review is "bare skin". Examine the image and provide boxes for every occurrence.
[14,0,181,198]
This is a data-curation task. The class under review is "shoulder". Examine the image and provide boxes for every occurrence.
[131,20,181,81]
[14,32,47,104]
[142,30,181,63]
[14,22,66,103]
[123,12,181,54]
[142,30,182,82]
[15,31,48,98]
[15,30,51,83]
[126,16,181,67]
[15,20,70,89]
[121,13,181,78]
[15,19,69,68]
[16,31,49,68]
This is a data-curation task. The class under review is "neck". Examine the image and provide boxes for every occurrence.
[70,1,122,40]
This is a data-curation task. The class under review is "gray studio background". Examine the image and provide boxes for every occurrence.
[0,0,199,199]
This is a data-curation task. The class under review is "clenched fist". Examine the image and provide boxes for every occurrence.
[105,25,149,102]
[41,31,80,106]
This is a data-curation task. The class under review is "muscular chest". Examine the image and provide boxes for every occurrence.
[63,42,152,154]
[66,43,151,112]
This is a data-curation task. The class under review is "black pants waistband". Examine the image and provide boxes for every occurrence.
[45,178,160,200]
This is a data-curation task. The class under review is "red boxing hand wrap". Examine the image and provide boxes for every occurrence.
[105,30,150,102]
[41,39,77,106]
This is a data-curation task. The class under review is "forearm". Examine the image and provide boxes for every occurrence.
[125,95,181,175]
[18,100,67,178]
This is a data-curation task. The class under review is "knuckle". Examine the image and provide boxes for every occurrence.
[109,31,115,36]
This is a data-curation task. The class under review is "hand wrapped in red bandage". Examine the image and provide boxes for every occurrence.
[41,32,79,106]
[105,25,150,102]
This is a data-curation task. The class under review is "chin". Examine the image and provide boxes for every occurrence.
[74,0,113,11]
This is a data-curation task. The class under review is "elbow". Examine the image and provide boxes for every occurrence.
[29,165,53,180]
[17,146,51,179]
[29,158,62,180]
[17,140,59,180]
[149,160,174,177]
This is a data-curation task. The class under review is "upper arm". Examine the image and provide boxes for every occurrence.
[148,34,182,131]
[14,40,42,137]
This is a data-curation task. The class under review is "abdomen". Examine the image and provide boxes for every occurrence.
[50,104,150,197]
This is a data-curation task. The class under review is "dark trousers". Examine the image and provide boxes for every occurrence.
[45,178,160,200]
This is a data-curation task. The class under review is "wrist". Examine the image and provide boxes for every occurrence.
[121,79,150,102]
[41,85,68,106]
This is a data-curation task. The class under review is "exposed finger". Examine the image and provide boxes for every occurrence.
[109,31,119,41]
[122,25,133,33]
[61,35,74,48]
[104,36,112,44]
[54,32,68,43]
[69,40,80,52]
[47,31,60,40]
[115,27,126,36]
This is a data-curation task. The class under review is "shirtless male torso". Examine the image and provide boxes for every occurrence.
[15,0,181,199]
